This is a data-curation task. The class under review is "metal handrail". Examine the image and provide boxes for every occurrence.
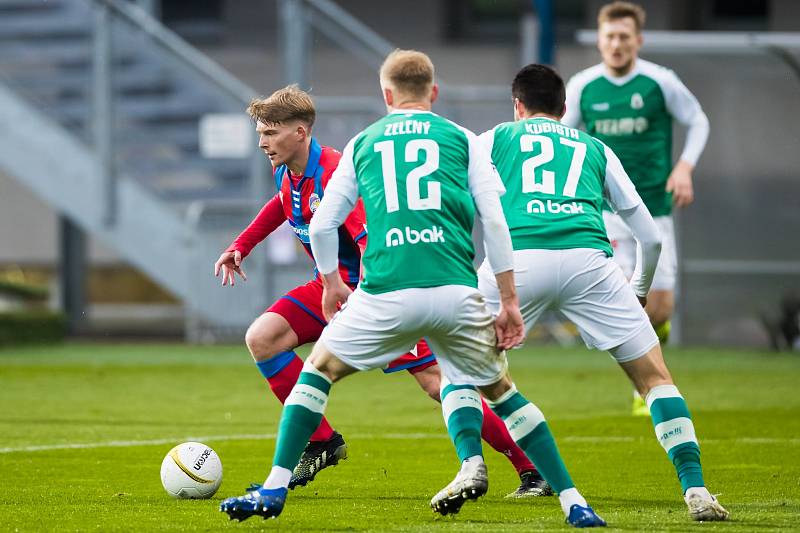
[304,0,510,103]
[94,0,256,104]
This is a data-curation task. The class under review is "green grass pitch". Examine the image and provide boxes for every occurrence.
[0,342,798,531]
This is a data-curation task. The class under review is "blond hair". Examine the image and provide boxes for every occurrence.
[379,49,435,100]
[598,1,646,33]
[246,84,315,127]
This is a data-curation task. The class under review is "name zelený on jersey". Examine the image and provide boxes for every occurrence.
[383,120,432,137]
[524,121,580,139]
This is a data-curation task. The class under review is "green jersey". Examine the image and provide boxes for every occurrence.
[482,117,641,256]
[329,110,504,295]
[564,59,707,217]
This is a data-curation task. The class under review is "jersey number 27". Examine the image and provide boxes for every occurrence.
[521,135,586,198]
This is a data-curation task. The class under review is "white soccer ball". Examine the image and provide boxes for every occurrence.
[160,442,223,499]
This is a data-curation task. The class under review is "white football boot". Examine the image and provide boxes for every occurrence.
[430,460,488,516]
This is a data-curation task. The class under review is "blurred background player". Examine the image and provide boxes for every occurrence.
[214,84,550,497]
[219,49,604,528]
[561,1,709,415]
[479,62,727,522]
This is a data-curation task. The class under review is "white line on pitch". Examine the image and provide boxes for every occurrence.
[2,434,796,455]
[0,433,636,454]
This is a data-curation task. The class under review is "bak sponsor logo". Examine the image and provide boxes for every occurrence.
[527,199,585,215]
[385,225,445,247]
[594,117,649,135]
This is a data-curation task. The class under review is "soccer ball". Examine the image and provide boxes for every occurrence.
[160,442,223,499]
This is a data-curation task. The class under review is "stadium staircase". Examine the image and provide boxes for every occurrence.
[0,0,392,340]
[0,0,514,341]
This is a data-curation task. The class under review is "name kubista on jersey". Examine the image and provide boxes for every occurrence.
[483,117,613,256]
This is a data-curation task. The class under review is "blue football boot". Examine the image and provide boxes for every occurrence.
[219,486,287,522]
[567,504,607,528]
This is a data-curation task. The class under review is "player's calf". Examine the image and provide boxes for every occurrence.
[646,384,730,521]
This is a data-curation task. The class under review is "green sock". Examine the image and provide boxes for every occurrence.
[646,384,704,492]
[440,382,483,461]
[273,362,332,470]
[655,320,671,344]
[487,385,574,493]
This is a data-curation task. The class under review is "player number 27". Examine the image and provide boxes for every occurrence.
[520,134,586,197]
[374,139,440,212]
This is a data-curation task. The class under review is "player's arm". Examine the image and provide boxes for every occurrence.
[214,194,287,286]
[309,137,360,320]
[468,131,524,349]
[603,143,662,302]
[663,70,710,208]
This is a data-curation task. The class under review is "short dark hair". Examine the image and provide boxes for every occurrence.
[511,64,566,117]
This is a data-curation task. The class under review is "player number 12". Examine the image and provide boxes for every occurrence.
[374,139,441,212]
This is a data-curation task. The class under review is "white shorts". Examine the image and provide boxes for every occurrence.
[478,248,658,362]
[604,212,677,291]
[319,285,508,386]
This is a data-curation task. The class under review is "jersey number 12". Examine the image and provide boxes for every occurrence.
[374,139,440,213]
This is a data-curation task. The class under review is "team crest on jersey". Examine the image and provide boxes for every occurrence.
[630,93,644,110]
[309,193,321,213]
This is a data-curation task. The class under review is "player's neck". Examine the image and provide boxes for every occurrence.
[391,102,431,112]
[605,57,637,78]
[286,141,311,176]
[521,112,560,122]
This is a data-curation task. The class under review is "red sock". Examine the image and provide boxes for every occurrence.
[480,398,536,476]
[266,355,335,442]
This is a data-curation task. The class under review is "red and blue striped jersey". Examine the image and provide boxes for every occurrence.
[228,138,366,286]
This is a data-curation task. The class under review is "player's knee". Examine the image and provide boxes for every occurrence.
[478,374,513,402]
[245,317,287,361]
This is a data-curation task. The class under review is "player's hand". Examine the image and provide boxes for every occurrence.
[494,302,525,350]
[321,274,352,322]
[666,159,694,208]
[214,250,247,287]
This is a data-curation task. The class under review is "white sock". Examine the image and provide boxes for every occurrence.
[684,486,712,502]
[460,455,484,473]
[263,466,292,490]
[558,487,588,516]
